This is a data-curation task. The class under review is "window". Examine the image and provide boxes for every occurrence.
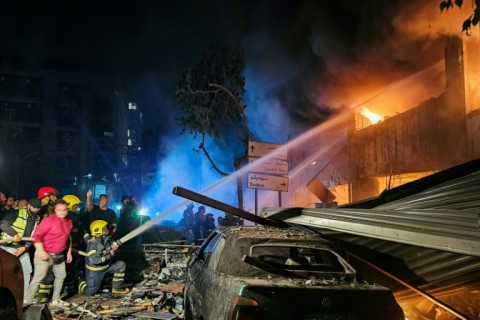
[128,102,137,110]
[206,237,225,270]
[249,245,344,272]
[3,108,15,121]
[201,232,223,260]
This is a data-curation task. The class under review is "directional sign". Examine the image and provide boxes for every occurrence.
[248,141,287,160]
[247,173,289,192]
[248,157,289,175]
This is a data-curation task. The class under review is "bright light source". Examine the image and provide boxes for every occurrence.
[139,208,149,216]
[116,205,121,210]
[360,107,383,124]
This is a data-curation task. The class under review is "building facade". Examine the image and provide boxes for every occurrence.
[0,62,143,204]
[305,34,480,205]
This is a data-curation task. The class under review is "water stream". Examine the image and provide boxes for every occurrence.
[119,60,445,245]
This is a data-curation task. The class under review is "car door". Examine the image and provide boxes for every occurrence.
[186,231,224,319]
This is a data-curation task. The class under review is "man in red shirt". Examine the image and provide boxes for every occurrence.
[24,200,73,307]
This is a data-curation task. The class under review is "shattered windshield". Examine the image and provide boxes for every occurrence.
[248,245,345,272]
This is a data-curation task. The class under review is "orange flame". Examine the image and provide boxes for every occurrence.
[360,107,383,124]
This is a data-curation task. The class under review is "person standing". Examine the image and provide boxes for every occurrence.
[204,213,216,236]
[180,203,195,244]
[86,189,117,236]
[15,199,28,209]
[61,194,85,297]
[0,192,7,218]
[1,195,16,216]
[24,200,73,307]
[37,186,59,220]
[117,195,131,238]
[0,198,42,300]
[194,206,206,241]
[35,186,60,303]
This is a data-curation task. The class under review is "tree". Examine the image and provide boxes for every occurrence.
[175,46,251,208]
[440,0,480,35]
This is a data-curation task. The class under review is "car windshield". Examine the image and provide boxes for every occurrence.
[249,245,345,272]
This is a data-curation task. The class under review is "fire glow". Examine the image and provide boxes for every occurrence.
[360,107,383,124]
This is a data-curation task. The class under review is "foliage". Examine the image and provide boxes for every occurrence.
[440,0,480,34]
[175,47,249,176]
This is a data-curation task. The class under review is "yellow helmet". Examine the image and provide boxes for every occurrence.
[62,195,81,211]
[90,220,108,236]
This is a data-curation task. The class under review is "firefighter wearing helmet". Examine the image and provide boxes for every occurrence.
[37,186,59,220]
[78,220,129,295]
[35,186,60,303]
[62,195,81,212]
[62,194,86,297]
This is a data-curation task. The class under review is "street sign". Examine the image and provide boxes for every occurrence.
[247,173,289,192]
[248,141,287,160]
[248,157,289,175]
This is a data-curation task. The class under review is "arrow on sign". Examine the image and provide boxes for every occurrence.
[247,173,289,192]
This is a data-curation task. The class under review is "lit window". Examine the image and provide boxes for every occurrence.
[127,138,132,146]
[104,132,114,137]
[127,129,130,137]
[128,102,137,110]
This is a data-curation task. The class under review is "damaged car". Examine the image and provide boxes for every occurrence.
[184,225,404,320]
[0,248,23,320]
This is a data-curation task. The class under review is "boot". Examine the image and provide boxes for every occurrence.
[112,288,130,294]
[78,280,87,294]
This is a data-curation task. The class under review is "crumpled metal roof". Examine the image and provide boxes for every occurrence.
[260,158,480,313]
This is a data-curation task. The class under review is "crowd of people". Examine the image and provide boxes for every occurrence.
[176,203,243,244]
[0,188,246,308]
[0,187,131,308]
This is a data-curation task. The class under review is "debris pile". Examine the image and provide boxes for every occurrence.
[47,242,194,320]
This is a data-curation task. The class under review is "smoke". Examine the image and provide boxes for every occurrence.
[129,1,473,220]
[240,0,472,119]
[139,0,474,220]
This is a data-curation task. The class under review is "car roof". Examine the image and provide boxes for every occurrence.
[221,225,331,241]
[214,225,351,278]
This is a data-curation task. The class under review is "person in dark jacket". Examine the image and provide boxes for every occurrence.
[78,220,129,296]
[0,198,41,300]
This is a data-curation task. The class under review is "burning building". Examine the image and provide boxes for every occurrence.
[305,33,480,205]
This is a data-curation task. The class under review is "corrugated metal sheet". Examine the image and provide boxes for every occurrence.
[261,158,480,314]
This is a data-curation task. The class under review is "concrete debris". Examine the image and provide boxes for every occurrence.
[43,242,191,320]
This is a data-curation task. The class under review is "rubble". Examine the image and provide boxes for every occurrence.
[43,242,195,320]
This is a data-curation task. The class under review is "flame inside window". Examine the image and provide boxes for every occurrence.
[360,107,383,124]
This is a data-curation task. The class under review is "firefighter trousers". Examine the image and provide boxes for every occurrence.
[80,260,126,296]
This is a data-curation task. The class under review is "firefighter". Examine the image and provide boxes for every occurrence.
[78,220,130,296]
[62,194,85,297]
[37,186,59,220]
[36,186,59,303]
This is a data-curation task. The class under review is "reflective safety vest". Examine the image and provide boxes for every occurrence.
[0,208,40,240]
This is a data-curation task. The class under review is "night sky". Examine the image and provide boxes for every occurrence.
[0,0,470,214]
[0,1,467,128]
